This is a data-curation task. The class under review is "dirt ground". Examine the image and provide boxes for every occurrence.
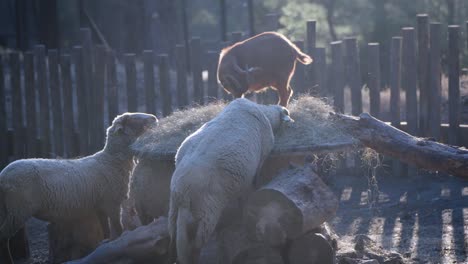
[16,166,468,264]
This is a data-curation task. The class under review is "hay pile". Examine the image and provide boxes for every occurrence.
[132,96,357,160]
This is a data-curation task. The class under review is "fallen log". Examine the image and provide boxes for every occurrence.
[331,112,468,179]
[287,232,335,264]
[244,164,338,247]
[217,223,284,264]
[66,217,169,264]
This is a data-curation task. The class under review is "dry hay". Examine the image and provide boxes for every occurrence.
[132,96,358,160]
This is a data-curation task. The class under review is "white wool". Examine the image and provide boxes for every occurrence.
[0,113,157,242]
[168,98,290,263]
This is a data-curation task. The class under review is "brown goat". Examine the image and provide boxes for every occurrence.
[217,31,312,107]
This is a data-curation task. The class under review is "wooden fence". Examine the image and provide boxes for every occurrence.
[1,15,467,172]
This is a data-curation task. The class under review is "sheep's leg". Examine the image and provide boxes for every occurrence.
[97,211,110,239]
[107,206,123,239]
[167,204,178,264]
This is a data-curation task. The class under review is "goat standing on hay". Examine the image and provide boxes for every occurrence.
[217,31,313,107]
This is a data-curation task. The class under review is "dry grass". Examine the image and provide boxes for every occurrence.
[132,95,357,160]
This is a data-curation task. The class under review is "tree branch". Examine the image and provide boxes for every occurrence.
[330,112,468,179]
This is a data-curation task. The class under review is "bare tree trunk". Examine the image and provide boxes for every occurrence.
[331,112,468,179]
[322,0,338,41]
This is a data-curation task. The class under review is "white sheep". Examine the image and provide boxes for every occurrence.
[127,159,175,226]
[168,98,293,264]
[0,113,157,254]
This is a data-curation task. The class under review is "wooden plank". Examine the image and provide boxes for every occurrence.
[230,32,243,43]
[315,47,326,96]
[143,50,156,114]
[220,0,227,41]
[80,28,94,152]
[448,25,460,145]
[292,40,306,95]
[0,55,8,168]
[367,43,381,119]
[389,37,403,177]
[389,37,402,129]
[124,53,137,112]
[417,14,430,136]
[264,13,279,31]
[190,37,204,105]
[10,52,24,160]
[72,46,89,156]
[344,38,362,115]
[247,0,255,36]
[158,54,172,117]
[331,41,344,113]
[106,49,119,124]
[402,28,418,136]
[429,23,442,140]
[207,51,220,102]
[94,45,106,150]
[24,51,38,158]
[48,50,64,157]
[306,20,316,89]
[175,44,188,108]
[60,54,76,158]
[36,45,51,157]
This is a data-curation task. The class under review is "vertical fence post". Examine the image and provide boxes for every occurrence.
[0,55,7,167]
[191,37,204,105]
[402,28,418,136]
[80,28,94,152]
[306,20,316,90]
[10,52,24,160]
[220,0,227,41]
[72,46,89,156]
[344,38,362,115]
[35,45,50,157]
[429,23,442,140]
[176,44,188,108]
[367,43,381,119]
[247,0,255,36]
[390,37,403,177]
[24,51,38,158]
[48,50,64,157]
[417,14,430,136]
[207,51,220,102]
[390,37,402,129]
[106,49,119,124]
[448,25,460,145]
[158,54,172,117]
[315,47,326,96]
[143,50,156,114]
[331,41,344,113]
[230,32,243,43]
[94,45,106,150]
[124,53,137,112]
[292,40,307,95]
[60,54,76,157]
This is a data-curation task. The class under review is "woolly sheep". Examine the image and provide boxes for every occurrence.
[0,113,157,252]
[168,98,293,264]
[127,159,175,226]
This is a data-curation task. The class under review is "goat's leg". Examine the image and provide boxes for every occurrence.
[277,83,293,107]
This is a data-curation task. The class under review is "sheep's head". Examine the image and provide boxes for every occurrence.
[257,104,294,130]
[106,112,158,151]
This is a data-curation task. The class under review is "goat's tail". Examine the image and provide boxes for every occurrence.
[292,44,313,65]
